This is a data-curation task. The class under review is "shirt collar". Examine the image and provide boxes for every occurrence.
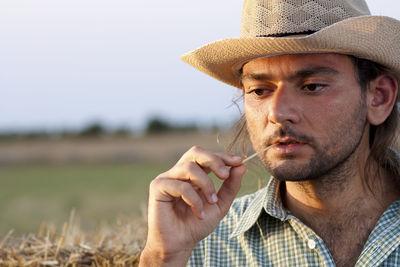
[229,177,288,238]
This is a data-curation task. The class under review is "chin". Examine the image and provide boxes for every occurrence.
[266,160,319,182]
[270,169,312,182]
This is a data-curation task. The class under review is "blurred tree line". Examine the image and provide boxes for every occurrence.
[146,118,198,134]
[0,117,218,140]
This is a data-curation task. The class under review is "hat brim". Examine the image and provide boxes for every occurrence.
[181,15,400,89]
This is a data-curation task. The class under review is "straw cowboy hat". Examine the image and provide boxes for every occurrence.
[181,0,400,89]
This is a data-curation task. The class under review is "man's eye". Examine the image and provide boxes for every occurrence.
[247,88,270,96]
[253,89,265,96]
[301,84,326,92]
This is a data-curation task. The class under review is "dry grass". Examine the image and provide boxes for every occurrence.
[0,210,147,266]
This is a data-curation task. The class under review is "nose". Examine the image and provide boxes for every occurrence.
[267,82,300,125]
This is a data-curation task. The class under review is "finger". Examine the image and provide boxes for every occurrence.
[165,161,219,204]
[179,146,242,180]
[150,178,205,219]
[215,152,243,167]
[179,146,228,179]
[217,165,247,215]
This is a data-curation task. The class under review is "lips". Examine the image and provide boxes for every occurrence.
[273,138,304,146]
[271,138,306,154]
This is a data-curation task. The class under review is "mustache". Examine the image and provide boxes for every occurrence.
[265,126,314,146]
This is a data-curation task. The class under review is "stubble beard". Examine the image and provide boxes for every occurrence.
[258,99,367,182]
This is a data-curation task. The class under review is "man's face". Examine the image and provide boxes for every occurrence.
[241,53,368,181]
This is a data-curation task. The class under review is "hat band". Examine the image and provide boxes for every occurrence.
[256,30,316,38]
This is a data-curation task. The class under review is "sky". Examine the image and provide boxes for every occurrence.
[1,0,399,132]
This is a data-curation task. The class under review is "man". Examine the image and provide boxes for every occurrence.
[140,0,400,266]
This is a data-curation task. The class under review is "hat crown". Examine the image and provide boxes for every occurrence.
[240,0,371,37]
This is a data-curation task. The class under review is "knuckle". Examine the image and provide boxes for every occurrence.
[190,145,203,153]
[178,146,203,164]
[149,177,163,189]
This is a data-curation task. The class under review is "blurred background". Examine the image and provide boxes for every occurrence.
[1,0,399,235]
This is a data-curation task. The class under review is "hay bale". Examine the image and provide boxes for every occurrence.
[0,211,146,266]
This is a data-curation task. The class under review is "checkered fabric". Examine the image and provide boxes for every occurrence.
[188,178,400,266]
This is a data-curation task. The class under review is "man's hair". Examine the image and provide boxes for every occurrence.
[228,55,400,189]
[351,56,400,189]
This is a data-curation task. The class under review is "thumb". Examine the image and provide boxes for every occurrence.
[217,164,246,215]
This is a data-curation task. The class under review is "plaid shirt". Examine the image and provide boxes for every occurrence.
[188,177,400,266]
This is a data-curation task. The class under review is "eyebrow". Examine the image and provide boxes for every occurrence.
[240,67,340,85]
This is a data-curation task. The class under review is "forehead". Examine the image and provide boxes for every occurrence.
[241,53,354,77]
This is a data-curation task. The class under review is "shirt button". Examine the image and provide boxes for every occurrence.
[307,239,316,249]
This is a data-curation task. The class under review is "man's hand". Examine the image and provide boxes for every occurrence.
[139,146,246,266]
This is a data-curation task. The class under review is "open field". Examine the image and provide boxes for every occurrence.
[0,162,268,236]
[0,163,167,235]
[0,132,269,236]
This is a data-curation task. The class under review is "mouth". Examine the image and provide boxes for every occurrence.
[270,138,306,154]
[274,138,304,146]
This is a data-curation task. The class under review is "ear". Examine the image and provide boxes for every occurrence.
[366,74,398,126]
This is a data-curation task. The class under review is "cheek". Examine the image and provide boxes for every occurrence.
[244,95,269,116]
[244,101,267,147]
[306,96,366,145]
[304,88,353,123]
[321,97,358,123]
[244,100,267,127]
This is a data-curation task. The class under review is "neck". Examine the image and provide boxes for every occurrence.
[282,156,400,267]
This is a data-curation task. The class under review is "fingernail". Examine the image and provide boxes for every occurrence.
[220,167,229,177]
[232,156,242,161]
[211,193,218,203]
[200,211,206,219]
